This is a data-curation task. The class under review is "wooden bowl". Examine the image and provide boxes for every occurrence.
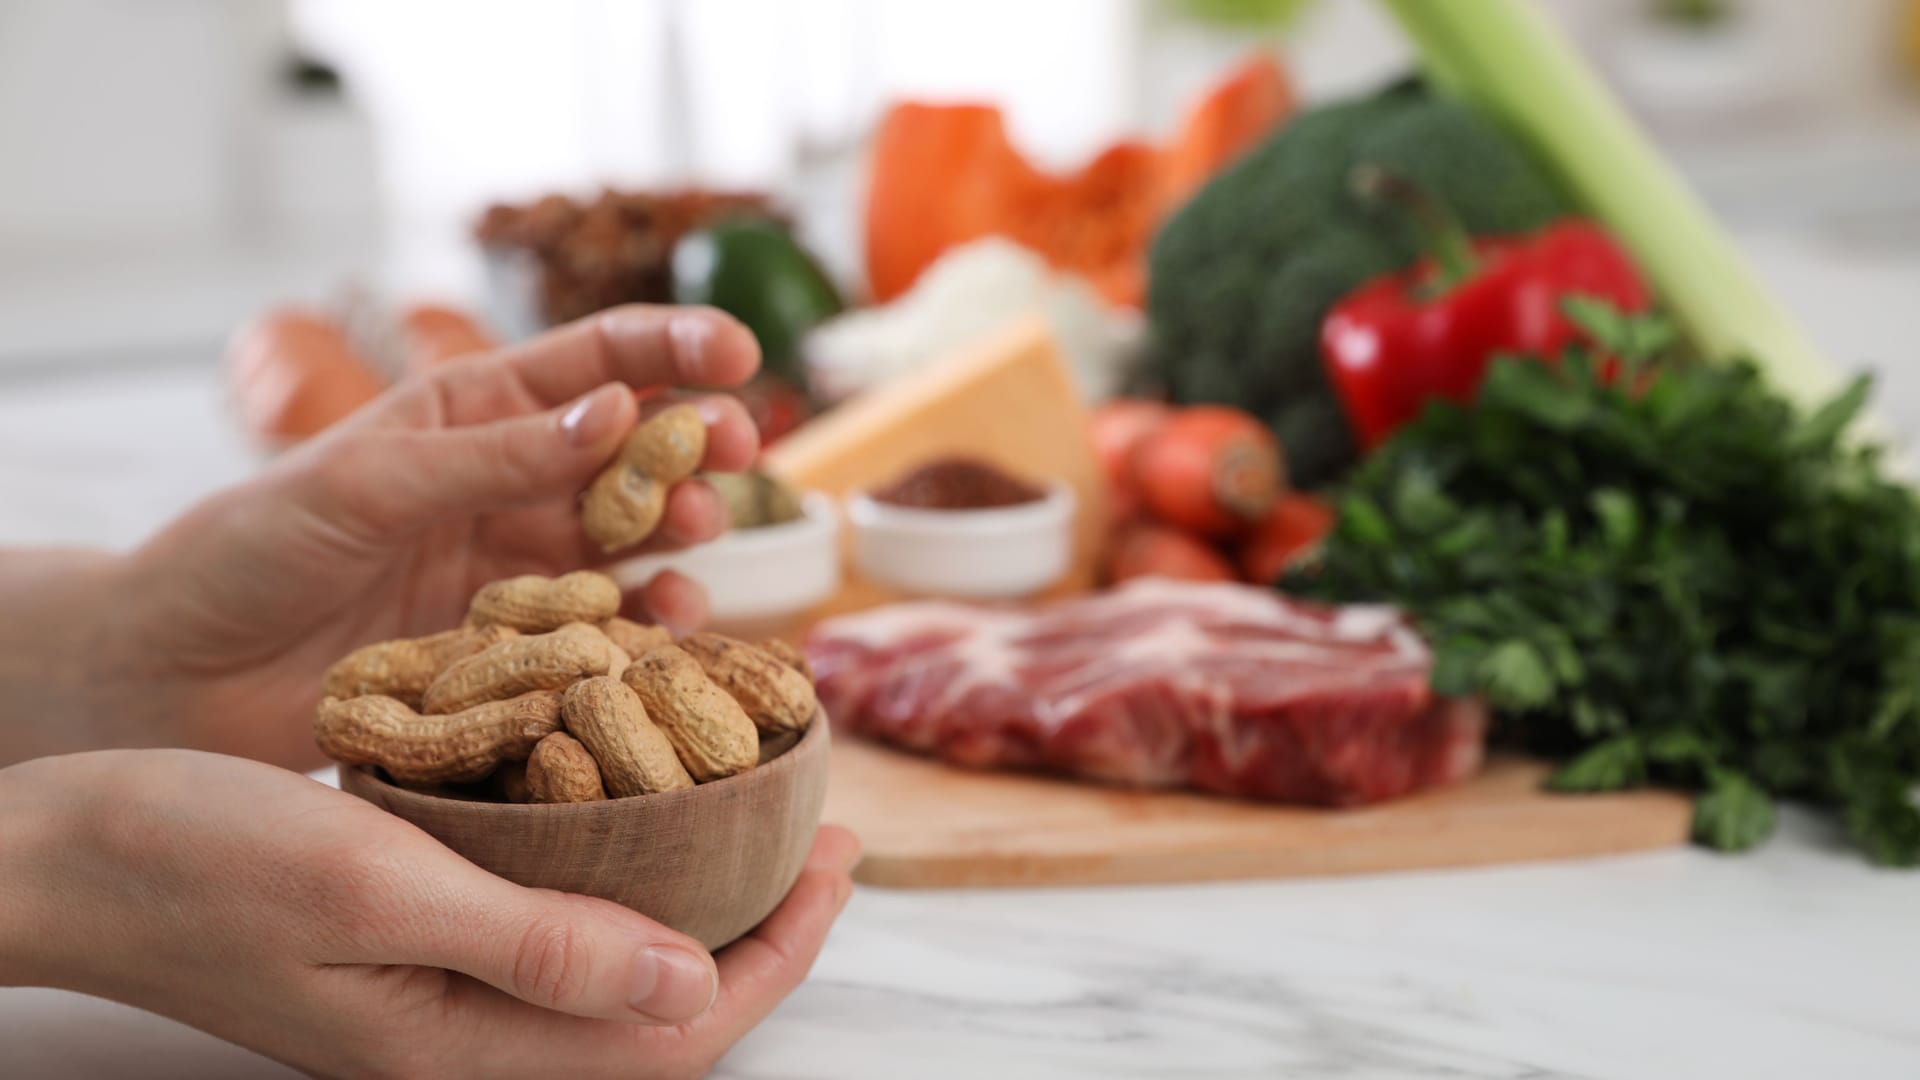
[339,713,830,951]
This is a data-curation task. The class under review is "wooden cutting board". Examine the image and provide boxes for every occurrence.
[822,735,1693,888]
[769,319,1692,887]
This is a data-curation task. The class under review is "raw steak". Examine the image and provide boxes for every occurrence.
[805,579,1486,806]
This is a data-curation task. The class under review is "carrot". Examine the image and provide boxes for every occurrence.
[1107,521,1237,584]
[1239,494,1335,585]
[226,308,386,445]
[1090,399,1171,522]
[398,303,496,375]
[1132,405,1284,537]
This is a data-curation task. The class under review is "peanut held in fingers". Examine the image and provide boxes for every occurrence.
[561,676,693,797]
[619,402,707,479]
[678,632,817,735]
[467,571,622,633]
[421,623,609,714]
[621,646,758,782]
[314,690,562,784]
[580,467,666,554]
[580,403,707,552]
[526,731,608,803]
[322,624,518,707]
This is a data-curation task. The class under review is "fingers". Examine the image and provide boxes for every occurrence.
[626,569,709,635]
[648,392,758,474]
[487,305,761,409]
[467,895,718,1025]
[802,824,864,875]
[315,383,632,535]
[697,826,861,1044]
[349,861,720,1025]
[575,395,755,555]
[313,385,756,540]
[394,827,860,1076]
[649,478,730,550]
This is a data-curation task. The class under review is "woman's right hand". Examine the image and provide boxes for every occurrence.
[0,749,858,1079]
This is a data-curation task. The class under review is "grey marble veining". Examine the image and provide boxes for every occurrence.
[706,836,1920,1079]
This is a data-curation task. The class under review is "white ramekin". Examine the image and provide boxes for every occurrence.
[611,492,841,633]
[846,482,1075,600]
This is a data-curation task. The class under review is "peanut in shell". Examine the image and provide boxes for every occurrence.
[620,646,758,782]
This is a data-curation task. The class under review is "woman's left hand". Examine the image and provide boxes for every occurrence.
[109,304,762,769]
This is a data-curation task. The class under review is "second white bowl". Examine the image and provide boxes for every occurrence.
[847,482,1075,600]
[612,492,840,634]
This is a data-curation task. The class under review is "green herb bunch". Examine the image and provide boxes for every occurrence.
[1288,301,1920,864]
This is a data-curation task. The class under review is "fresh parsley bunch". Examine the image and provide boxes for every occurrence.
[1290,301,1920,864]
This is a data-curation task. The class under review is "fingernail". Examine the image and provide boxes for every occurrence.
[631,945,716,1022]
[668,314,714,384]
[694,397,728,427]
[558,385,623,448]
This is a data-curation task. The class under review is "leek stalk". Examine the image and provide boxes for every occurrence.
[1377,0,1855,424]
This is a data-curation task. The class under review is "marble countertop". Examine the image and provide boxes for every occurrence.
[2,229,1918,1077]
[2,808,1915,1079]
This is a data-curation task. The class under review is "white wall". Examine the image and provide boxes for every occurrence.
[1,0,1913,367]
[0,0,291,247]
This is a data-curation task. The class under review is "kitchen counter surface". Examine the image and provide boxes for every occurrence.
[1,807,1914,1079]
[1,231,1918,1078]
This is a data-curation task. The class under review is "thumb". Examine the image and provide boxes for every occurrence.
[369,859,720,1024]
[337,382,637,533]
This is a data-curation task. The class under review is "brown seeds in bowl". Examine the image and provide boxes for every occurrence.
[561,676,693,797]
[759,638,813,683]
[315,569,814,803]
[322,624,519,707]
[422,623,611,715]
[468,571,622,633]
[600,616,673,659]
[493,759,532,803]
[603,643,632,681]
[622,646,759,782]
[678,633,816,735]
[526,732,608,803]
[315,690,562,784]
[757,729,801,766]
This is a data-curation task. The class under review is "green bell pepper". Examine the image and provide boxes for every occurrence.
[671,216,844,385]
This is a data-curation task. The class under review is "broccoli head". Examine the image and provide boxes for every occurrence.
[1144,79,1571,488]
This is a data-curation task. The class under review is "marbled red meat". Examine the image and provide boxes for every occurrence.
[805,579,1485,806]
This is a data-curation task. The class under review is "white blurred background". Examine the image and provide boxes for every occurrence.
[3,0,1920,548]
[4,0,1918,370]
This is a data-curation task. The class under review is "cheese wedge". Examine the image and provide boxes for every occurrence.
[765,316,1105,619]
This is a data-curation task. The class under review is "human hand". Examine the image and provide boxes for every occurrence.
[118,305,763,768]
[0,749,858,1079]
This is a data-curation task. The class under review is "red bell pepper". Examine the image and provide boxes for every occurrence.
[1320,168,1651,451]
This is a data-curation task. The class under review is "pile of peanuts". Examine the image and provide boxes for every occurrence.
[312,570,818,803]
